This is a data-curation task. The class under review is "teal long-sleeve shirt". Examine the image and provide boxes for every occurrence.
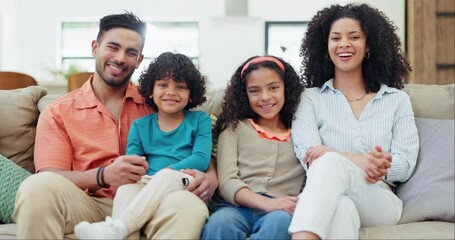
[126,110,212,175]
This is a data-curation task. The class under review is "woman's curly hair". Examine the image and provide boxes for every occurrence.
[213,55,305,140]
[301,3,411,92]
[138,52,206,111]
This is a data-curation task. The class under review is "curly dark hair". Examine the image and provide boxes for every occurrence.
[137,52,207,111]
[213,55,305,140]
[301,3,411,92]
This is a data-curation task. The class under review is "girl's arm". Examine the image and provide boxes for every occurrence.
[216,124,249,205]
[234,188,297,214]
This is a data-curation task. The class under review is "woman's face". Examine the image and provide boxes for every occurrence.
[328,17,369,75]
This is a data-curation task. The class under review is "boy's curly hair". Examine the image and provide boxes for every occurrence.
[213,55,305,140]
[301,3,411,92]
[137,52,206,111]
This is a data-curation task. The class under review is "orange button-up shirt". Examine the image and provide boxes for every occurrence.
[34,78,152,198]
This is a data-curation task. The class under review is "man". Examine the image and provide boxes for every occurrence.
[13,11,217,239]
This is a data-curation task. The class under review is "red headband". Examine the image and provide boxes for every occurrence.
[240,56,285,78]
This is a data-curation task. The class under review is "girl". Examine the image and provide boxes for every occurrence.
[75,52,212,239]
[202,55,305,239]
[289,4,419,239]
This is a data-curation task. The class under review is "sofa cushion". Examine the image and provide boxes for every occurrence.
[359,221,455,239]
[403,84,454,119]
[0,86,47,173]
[0,155,32,224]
[396,118,455,223]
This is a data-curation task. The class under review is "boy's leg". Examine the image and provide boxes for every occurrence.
[144,190,209,239]
[112,182,144,239]
[14,172,112,238]
[120,169,195,233]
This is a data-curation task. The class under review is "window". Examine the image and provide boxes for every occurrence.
[59,20,199,81]
[265,21,307,73]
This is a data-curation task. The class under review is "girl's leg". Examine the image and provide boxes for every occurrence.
[289,152,402,239]
[251,210,292,240]
[201,202,251,239]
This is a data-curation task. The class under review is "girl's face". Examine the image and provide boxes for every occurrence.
[328,17,369,75]
[150,78,190,115]
[246,67,285,124]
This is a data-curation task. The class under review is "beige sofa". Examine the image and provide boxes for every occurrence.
[0,83,454,239]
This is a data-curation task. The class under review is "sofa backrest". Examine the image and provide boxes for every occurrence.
[402,84,454,119]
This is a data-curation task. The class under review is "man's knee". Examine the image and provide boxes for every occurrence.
[17,172,67,201]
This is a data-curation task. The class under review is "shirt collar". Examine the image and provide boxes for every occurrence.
[320,79,335,93]
[320,79,399,97]
[76,76,144,109]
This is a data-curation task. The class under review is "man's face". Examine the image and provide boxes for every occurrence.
[91,28,144,87]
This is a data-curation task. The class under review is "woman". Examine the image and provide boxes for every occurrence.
[289,3,419,239]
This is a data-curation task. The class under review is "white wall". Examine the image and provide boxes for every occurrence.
[0,0,405,90]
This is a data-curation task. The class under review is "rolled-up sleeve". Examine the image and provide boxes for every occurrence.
[387,94,419,182]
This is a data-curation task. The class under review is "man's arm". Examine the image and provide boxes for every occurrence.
[181,158,218,202]
[41,155,149,191]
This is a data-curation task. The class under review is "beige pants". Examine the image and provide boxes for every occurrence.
[14,171,208,239]
[113,169,207,239]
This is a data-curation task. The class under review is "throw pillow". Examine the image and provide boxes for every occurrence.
[396,118,455,223]
[403,84,454,119]
[0,154,32,223]
[0,86,47,173]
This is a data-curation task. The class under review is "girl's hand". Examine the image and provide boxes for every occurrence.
[303,145,333,167]
[262,196,298,214]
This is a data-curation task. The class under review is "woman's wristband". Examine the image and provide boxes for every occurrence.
[96,166,110,188]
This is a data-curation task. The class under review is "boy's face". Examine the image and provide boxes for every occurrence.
[151,78,190,115]
[91,28,144,87]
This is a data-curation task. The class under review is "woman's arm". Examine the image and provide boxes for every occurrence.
[385,94,419,182]
[291,91,322,170]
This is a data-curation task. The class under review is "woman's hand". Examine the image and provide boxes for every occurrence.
[304,145,333,167]
[362,146,392,183]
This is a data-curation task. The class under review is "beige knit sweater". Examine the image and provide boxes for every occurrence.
[217,119,306,205]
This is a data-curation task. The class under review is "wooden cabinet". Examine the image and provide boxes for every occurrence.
[407,0,454,84]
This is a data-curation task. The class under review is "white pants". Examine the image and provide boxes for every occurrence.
[112,169,194,236]
[289,152,403,239]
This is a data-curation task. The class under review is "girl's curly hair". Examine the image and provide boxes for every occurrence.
[137,52,206,111]
[301,3,411,92]
[213,55,305,140]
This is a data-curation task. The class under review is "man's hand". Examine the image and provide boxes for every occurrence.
[181,167,218,202]
[103,155,148,187]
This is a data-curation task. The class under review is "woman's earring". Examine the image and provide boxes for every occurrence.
[365,52,370,59]
[325,53,331,61]
[149,95,153,99]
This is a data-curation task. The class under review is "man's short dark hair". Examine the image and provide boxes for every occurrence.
[96,11,146,45]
